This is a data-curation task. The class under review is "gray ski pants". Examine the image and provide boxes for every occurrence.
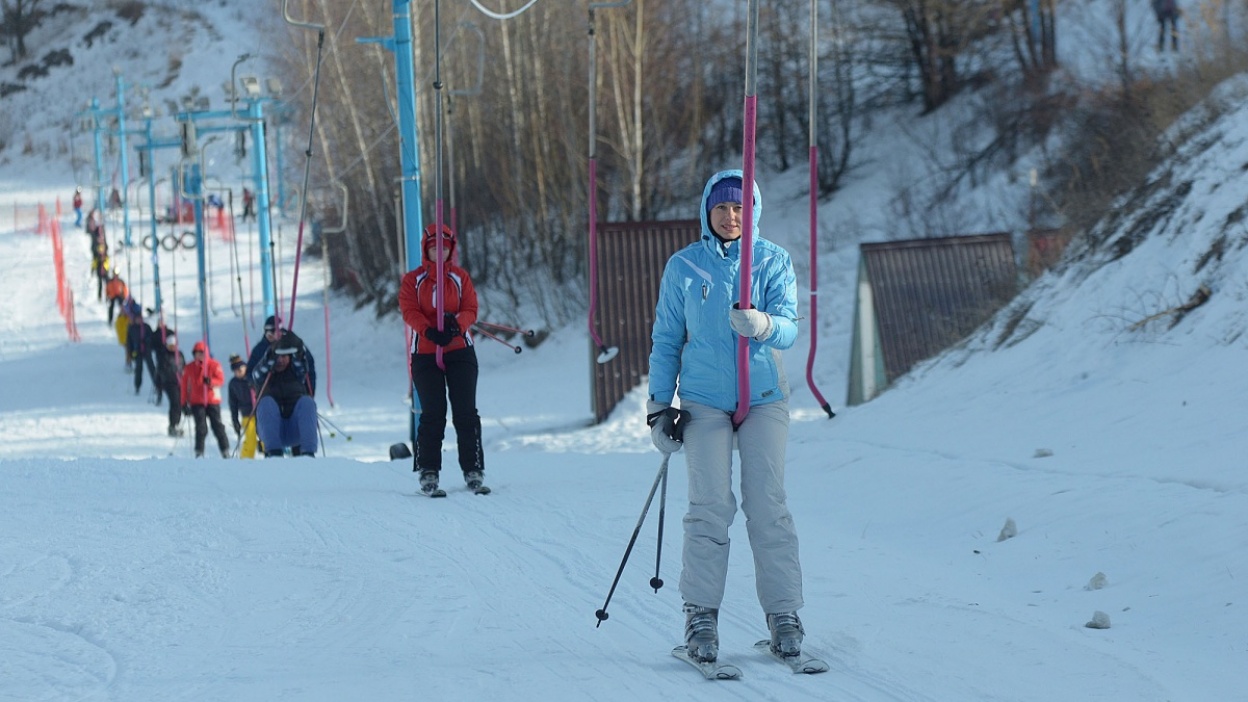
[678,399,804,615]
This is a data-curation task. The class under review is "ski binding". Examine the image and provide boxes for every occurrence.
[753,639,829,674]
[672,646,741,680]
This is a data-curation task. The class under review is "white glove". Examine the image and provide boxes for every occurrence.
[728,307,773,340]
[646,400,685,454]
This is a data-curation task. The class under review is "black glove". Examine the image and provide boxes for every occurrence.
[443,313,460,335]
[424,325,456,347]
[646,402,692,453]
[182,405,191,415]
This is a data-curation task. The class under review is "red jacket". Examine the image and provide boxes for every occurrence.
[105,277,127,302]
[399,262,478,356]
[181,342,225,406]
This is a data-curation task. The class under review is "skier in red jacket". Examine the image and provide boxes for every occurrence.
[180,340,231,458]
[398,223,486,496]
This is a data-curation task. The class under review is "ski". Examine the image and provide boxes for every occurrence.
[752,640,829,674]
[671,646,742,680]
[422,488,448,498]
[472,485,492,495]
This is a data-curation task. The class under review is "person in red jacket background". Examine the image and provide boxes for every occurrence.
[398,223,486,496]
[72,187,83,227]
[181,340,231,458]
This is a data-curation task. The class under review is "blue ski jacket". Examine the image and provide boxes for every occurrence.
[648,169,798,413]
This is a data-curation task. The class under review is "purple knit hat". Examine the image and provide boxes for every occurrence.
[706,176,744,213]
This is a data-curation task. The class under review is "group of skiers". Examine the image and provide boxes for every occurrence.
[102,285,318,458]
[112,303,320,458]
[75,184,319,459]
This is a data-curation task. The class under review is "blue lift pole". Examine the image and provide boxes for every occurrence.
[91,99,106,215]
[185,158,210,348]
[361,0,427,441]
[361,0,423,270]
[136,115,180,314]
[114,72,132,247]
[248,99,277,322]
[176,100,277,342]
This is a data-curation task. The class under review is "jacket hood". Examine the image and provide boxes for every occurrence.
[192,340,208,355]
[422,223,456,262]
[699,169,763,255]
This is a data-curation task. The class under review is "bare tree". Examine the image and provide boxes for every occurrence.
[817,0,859,193]
[1,0,44,62]
[1001,0,1058,82]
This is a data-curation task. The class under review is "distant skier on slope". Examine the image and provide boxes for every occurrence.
[227,354,258,459]
[181,341,231,458]
[152,330,185,437]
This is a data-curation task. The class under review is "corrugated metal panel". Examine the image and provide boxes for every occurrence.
[861,233,1016,385]
[591,220,701,424]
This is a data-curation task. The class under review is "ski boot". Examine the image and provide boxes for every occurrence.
[766,612,804,658]
[683,603,719,663]
[419,471,444,497]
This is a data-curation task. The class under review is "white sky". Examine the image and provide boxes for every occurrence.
[1,2,1246,700]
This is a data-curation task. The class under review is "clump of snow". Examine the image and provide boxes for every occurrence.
[996,517,1018,542]
[1085,611,1112,629]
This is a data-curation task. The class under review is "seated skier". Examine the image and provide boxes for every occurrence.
[250,332,318,457]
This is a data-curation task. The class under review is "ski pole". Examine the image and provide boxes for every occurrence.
[232,369,274,456]
[474,320,536,338]
[317,413,352,440]
[472,324,522,354]
[648,409,687,593]
[595,452,670,627]
[651,461,668,593]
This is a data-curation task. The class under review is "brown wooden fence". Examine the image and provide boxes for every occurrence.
[590,219,701,423]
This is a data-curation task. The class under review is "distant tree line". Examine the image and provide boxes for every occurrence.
[275,0,1242,327]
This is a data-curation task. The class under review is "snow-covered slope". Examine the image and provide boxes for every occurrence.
[2,2,1247,700]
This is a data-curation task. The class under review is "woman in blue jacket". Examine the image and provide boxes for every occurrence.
[647,170,807,665]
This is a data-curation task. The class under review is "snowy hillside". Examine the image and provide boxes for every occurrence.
[0,0,279,184]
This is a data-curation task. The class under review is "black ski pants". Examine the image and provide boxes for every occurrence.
[132,348,156,394]
[160,378,182,429]
[1157,13,1179,51]
[191,404,231,456]
[411,346,484,476]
